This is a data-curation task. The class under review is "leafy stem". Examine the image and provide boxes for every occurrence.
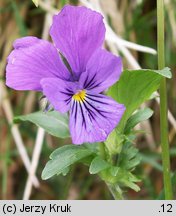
[99,142,106,160]
[99,141,123,199]
[106,183,123,200]
[157,0,173,199]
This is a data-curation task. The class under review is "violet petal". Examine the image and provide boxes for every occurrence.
[50,5,105,78]
[41,77,77,113]
[69,91,125,144]
[6,36,70,91]
[79,48,122,93]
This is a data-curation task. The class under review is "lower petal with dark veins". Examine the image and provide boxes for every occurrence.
[69,91,125,144]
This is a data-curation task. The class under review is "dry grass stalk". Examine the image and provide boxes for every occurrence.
[23,3,53,200]
[0,29,39,187]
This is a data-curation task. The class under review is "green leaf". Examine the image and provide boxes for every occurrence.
[32,0,39,7]
[61,167,70,176]
[14,111,69,139]
[100,166,140,192]
[42,145,94,180]
[153,67,172,78]
[118,141,141,171]
[83,143,99,153]
[78,143,99,166]
[124,108,154,134]
[89,156,110,174]
[108,67,171,131]
[111,168,140,192]
[119,172,140,192]
[105,129,124,155]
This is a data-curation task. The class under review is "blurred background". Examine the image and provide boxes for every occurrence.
[0,0,176,200]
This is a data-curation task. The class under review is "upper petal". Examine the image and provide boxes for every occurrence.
[69,91,125,144]
[6,36,70,91]
[41,78,77,113]
[79,49,122,93]
[50,5,105,77]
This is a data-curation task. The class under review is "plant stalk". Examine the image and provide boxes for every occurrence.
[107,183,123,200]
[157,0,173,199]
[99,143,124,199]
[99,142,106,160]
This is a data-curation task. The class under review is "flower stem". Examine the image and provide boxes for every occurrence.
[157,0,173,199]
[106,183,123,200]
[99,143,123,199]
[99,142,106,159]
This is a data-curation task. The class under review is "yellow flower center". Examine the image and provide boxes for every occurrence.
[72,90,86,102]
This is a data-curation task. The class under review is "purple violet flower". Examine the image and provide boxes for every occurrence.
[6,5,125,144]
